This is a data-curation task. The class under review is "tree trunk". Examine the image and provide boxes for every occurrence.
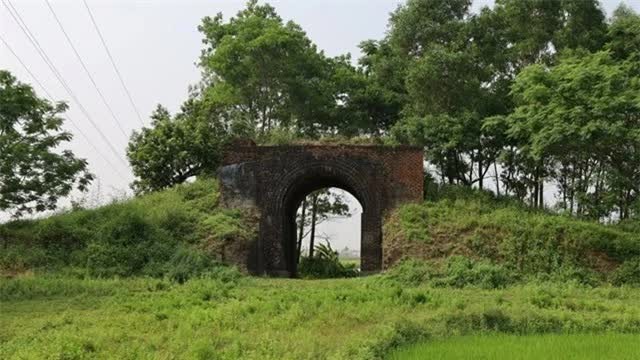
[569,174,575,215]
[478,155,484,190]
[494,161,500,197]
[539,180,544,209]
[309,194,318,258]
[296,199,307,264]
[532,168,539,209]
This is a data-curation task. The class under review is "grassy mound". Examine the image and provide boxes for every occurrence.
[0,178,255,281]
[383,187,640,286]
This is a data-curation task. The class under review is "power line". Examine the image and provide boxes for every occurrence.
[45,0,130,139]
[2,0,130,168]
[0,34,129,182]
[0,35,53,100]
[83,0,145,127]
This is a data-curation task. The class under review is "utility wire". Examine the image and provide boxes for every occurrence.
[83,0,145,127]
[2,0,130,168]
[45,0,130,139]
[0,34,129,182]
[0,35,53,100]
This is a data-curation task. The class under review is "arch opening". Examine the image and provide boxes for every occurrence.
[288,186,363,278]
[280,172,371,278]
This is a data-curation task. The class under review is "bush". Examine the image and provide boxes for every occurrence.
[610,257,640,286]
[165,246,218,283]
[84,206,175,277]
[298,242,359,278]
[434,256,513,289]
[298,257,358,278]
[383,257,512,289]
[533,265,600,286]
[0,243,51,273]
[382,259,433,286]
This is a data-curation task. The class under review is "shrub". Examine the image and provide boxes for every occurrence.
[0,243,51,273]
[535,265,600,286]
[84,206,175,277]
[165,246,218,283]
[434,256,513,289]
[384,257,512,289]
[610,257,640,286]
[383,259,433,286]
[298,242,359,278]
[298,257,358,278]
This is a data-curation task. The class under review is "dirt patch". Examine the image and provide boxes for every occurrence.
[586,251,620,273]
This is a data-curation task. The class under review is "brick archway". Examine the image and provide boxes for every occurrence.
[218,142,423,277]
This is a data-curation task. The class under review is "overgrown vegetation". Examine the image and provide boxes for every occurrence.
[0,178,253,281]
[298,242,359,279]
[384,186,640,286]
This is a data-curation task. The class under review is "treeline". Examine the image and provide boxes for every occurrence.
[126,0,640,222]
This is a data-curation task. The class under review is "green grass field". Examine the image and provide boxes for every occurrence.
[390,334,640,360]
[2,275,640,359]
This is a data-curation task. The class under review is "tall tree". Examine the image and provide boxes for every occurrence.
[0,70,92,217]
[506,50,640,218]
[606,4,640,62]
[382,0,609,195]
[127,95,229,193]
[386,0,504,188]
[197,0,336,137]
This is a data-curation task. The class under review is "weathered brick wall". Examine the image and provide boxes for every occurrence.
[218,142,423,276]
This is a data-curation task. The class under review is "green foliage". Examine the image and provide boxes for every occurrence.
[606,4,640,61]
[435,256,513,289]
[0,70,92,217]
[0,178,249,281]
[84,206,175,277]
[127,104,228,193]
[298,242,358,279]
[198,0,337,136]
[383,259,433,286]
[383,257,512,289]
[506,50,640,219]
[165,246,241,284]
[257,129,386,146]
[610,257,640,286]
[201,211,249,242]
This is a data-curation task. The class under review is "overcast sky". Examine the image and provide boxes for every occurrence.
[2,0,638,249]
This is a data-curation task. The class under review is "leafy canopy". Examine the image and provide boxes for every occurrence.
[0,70,92,217]
[127,98,228,194]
